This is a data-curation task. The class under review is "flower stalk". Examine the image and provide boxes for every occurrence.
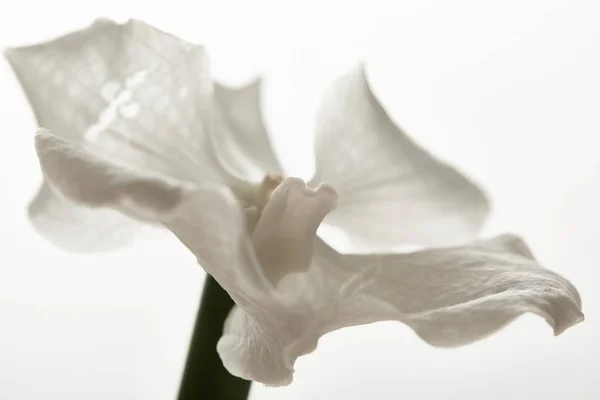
[177,275,251,400]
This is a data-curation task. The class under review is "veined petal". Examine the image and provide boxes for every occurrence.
[218,235,583,386]
[5,18,228,182]
[323,235,583,341]
[6,18,248,250]
[213,80,283,182]
[310,64,490,250]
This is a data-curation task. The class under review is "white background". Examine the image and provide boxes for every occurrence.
[0,1,598,399]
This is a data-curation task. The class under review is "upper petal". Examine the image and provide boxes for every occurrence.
[218,235,583,386]
[6,18,233,183]
[309,64,490,251]
[6,19,253,251]
[213,80,283,182]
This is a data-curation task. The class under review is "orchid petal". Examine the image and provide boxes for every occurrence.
[35,127,274,299]
[219,235,583,386]
[162,186,276,300]
[6,18,246,250]
[310,64,490,250]
[321,235,583,340]
[6,19,224,181]
[35,129,193,221]
[213,80,283,182]
[27,182,141,252]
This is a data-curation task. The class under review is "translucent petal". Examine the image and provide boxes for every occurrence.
[6,18,250,250]
[213,80,283,182]
[161,185,276,300]
[219,235,583,386]
[35,127,273,301]
[6,17,243,183]
[28,182,141,252]
[310,64,490,250]
[35,129,193,221]
[320,235,583,341]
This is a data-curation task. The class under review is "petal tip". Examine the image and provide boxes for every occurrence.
[553,309,585,336]
[488,233,536,260]
[348,61,370,90]
[217,334,294,386]
[245,75,263,92]
[3,46,24,68]
[34,128,64,153]
[3,46,15,59]
[352,60,367,76]
[35,127,54,139]
[215,75,263,99]
[92,17,117,27]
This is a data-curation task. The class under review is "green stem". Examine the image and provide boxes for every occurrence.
[177,275,251,400]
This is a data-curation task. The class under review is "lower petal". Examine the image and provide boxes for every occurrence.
[28,182,143,252]
[325,234,584,344]
[218,305,295,386]
[216,235,583,386]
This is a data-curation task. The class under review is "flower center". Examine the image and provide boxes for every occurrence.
[249,175,339,285]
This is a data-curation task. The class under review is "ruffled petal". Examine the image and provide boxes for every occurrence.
[213,80,283,182]
[6,18,249,250]
[310,64,490,250]
[35,129,193,221]
[321,235,583,341]
[218,304,297,386]
[218,235,583,386]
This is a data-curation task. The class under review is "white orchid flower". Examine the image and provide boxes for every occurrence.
[6,19,583,386]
